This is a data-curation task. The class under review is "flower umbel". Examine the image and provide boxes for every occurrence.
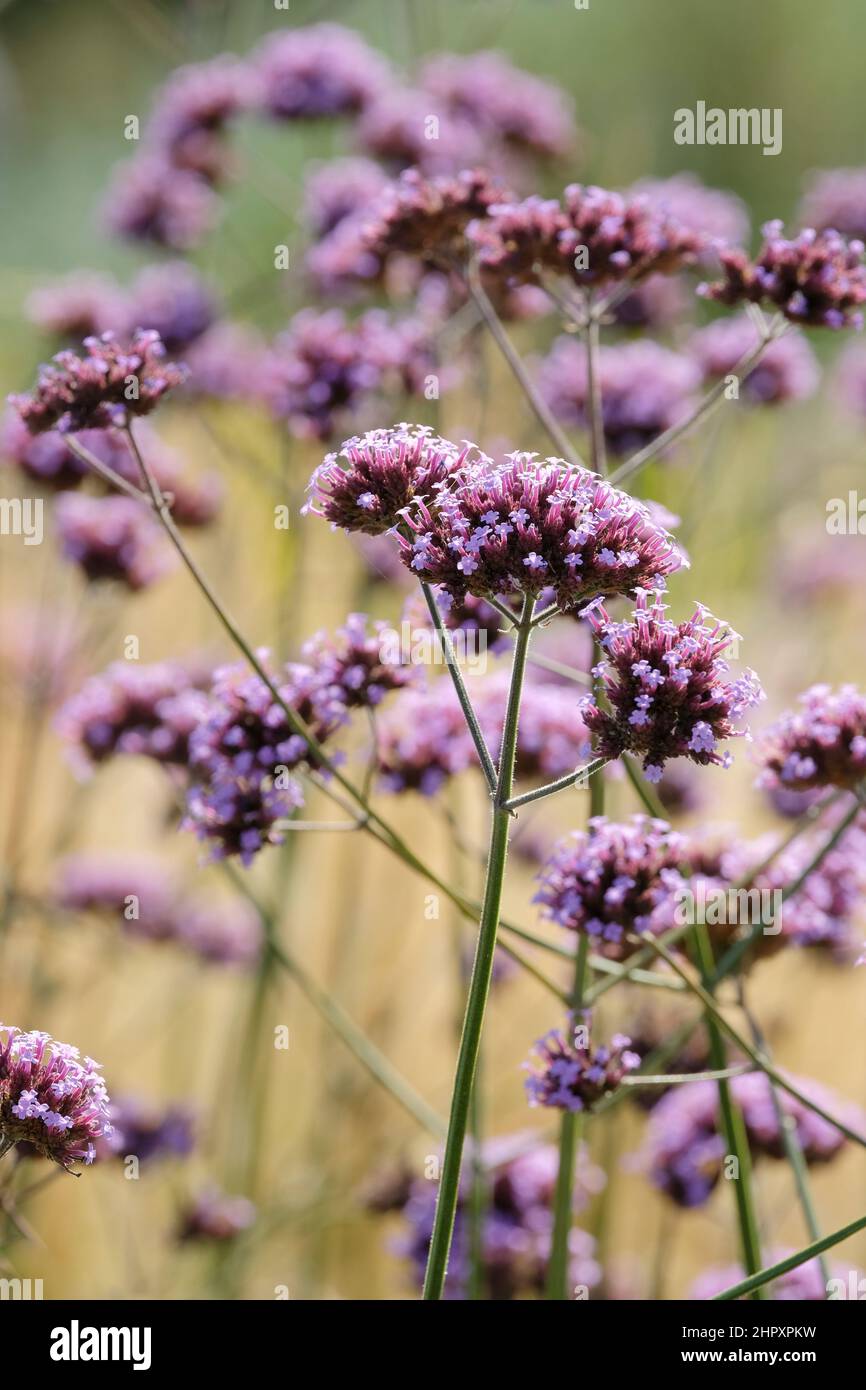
[525,1021,640,1112]
[0,1024,112,1170]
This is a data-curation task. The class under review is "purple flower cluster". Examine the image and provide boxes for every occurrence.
[302,158,388,239]
[798,167,866,242]
[177,1186,256,1242]
[54,493,174,590]
[98,1096,195,1165]
[57,660,207,773]
[699,221,866,329]
[641,1071,863,1207]
[300,612,417,710]
[477,671,592,780]
[376,681,473,795]
[753,822,866,958]
[250,24,389,120]
[10,330,187,434]
[418,51,576,160]
[363,167,508,269]
[356,89,486,176]
[630,173,750,251]
[103,156,220,251]
[534,815,688,959]
[305,424,475,535]
[0,1023,112,1171]
[689,314,819,405]
[537,337,700,455]
[399,453,685,611]
[525,1021,640,1112]
[581,590,764,782]
[25,272,130,342]
[471,183,704,291]
[391,1135,603,1299]
[144,56,251,181]
[57,853,263,967]
[756,684,866,793]
[261,309,437,442]
[27,263,217,356]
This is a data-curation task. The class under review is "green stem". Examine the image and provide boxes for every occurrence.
[712,1211,866,1301]
[583,306,607,477]
[693,923,765,1297]
[422,594,534,1300]
[419,580,497,792]
[545,932,590,1300]
[503,757,607,810]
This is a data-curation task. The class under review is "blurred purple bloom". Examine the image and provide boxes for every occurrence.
[689,313,819,404]
[756,684,866,793]
[57,660,207,772]
[54,492,174,590]
[251,24,389,120]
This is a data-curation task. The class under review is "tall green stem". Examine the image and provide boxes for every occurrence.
[694,924,765,1297]
[545,932,590,1299]
[422,594,534,1300]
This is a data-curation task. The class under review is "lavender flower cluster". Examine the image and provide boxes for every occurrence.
[757,684,866,793]
[0,1024,112,1171]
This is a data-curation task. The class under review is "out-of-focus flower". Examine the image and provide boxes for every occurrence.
[748,820,866,958]
[57,660,207,773]
[639,1071,863,1207]
[611,274,691,331]
[476,671,591,780]
[302,157,388,238]
[2,409,91,489]
[145,55,251,182]
[690,1252,864,1301]
[581,590,764,782]
[301,612,417,710]
[535,816,688,959]
[624,1000,712,1109]
[537,338,700,455]
[389,1134,603,1299]
[177,897,263,968]
[363,167,509,269]
[304,423,475,534]
[472,183,704,291]
[799,167,866,242]
[0,602,81,705]
[630,173,749,252]
[102,156,220,251]
[833,338,866,417]
[251,24,389,119]
[689,314,819,405]
[756,684,866,793]
[177,1186,255,1242]
[419,51,576,160]
[356,89,486,174]
[10,330,187,434]
[54,493,174,590]
[375,680,473,795]
[126,262,217,355]
[698,220,866,328]
[525,1022,640,1112]
[98,1096,195,1165]
[400,453,685,612]
[25,273,129,341]
[0,1023,112,1170]
[183,322,269,402]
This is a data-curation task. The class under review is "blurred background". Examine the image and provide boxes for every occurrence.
[0,0,865,1300]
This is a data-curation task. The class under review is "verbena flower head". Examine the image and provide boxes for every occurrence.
[10,329,187,434]
[127,262,217,354]
[251,24,389,119]
[376,681,473,795]
[57,660,207,773]
[302,157,388,239]
[630,173,750,251]
[103,156,219,251]
[25,272,128,341]
[698,220,866,328]
[301,612,417,709]
[798,167,866,242]
[177,1186,255,1242]
[98,1096,195,1165]
[537,338,700,455]
[356,89,485,175]
[419,51,576,159]
[54,493,174,590]
[580,590,764,781]
[57,853,182,943]
[391,1134,603,1299]
[0,1024,111,1170]
[525,1021,640,1112]
[472,184,704,290]
[689,313,819,405]
[2,410,90,489]
[304,424,476,534]
[363,167,508,269]
[756,685,866,793]
[534,815,688,959]
[145,55,251,181]
[640,1071,862,1207]
[400,453,685,611]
